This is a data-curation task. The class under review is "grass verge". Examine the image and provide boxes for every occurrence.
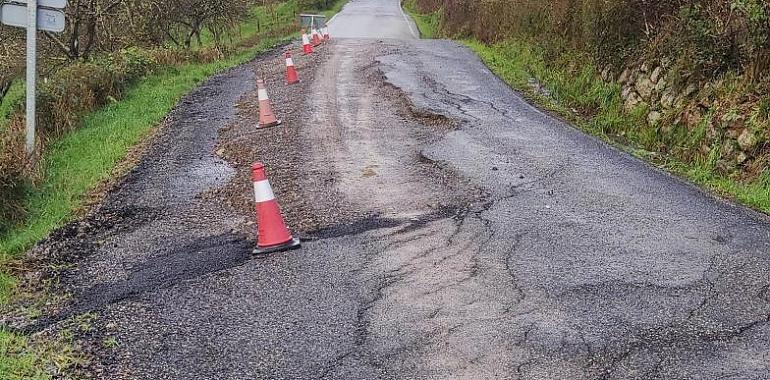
[319,0,349,19]
[0,82,24,130]
[0,331,49,380]
[0,327,88,380]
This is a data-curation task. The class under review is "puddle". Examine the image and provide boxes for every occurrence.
[169,156,236,200]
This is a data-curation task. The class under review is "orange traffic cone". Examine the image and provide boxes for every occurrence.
[322,26,330,41]
[256,79,281,128]
[311,28,322,46]
[285,51,300,85]
[302,30,313,55]
[252,163,301,254]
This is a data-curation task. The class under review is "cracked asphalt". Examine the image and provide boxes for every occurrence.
[9,0,770,378]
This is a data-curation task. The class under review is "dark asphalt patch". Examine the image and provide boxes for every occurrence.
[73,234,254,313]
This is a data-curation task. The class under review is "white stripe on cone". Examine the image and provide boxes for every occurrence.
[286,58,295,66]
[302,34,310,44]
[253,180,276,203]
[257,89,269,101]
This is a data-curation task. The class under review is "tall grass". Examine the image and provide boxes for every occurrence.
[466,39,643,138]
[0,82,24,131]
[435,0,770,74]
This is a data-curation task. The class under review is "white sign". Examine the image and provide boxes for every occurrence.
[1,3,66,32]
[8,0,67,9]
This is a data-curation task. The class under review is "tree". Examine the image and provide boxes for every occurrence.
[42,0,126,60]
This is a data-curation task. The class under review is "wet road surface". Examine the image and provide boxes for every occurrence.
[15,0,770,379]
[328,0,418,39]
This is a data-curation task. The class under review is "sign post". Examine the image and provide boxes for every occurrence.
[1,0,67,156]
[26,0,37,155]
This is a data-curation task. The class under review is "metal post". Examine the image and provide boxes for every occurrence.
[25,0,37,156]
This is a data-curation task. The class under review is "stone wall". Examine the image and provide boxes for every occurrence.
[611,62,766,174]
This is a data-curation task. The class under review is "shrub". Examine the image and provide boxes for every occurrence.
[419,0,770,76]
[0,119,28,234]
[0,47,160,232]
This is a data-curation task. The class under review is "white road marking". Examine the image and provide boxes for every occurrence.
[399,1,420,39]
[328,11,340,25]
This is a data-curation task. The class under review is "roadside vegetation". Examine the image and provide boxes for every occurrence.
[407,0,770,214]
[0,0,347,378]
[320,0,349,19]
[402,0,440,39]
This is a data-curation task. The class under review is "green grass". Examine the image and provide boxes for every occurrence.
[0,331,48,380]
[318,0,349,19]
[200,0,301,47]
[1,316,91,380]
[402,0,440,38]
[464,39,633,137]
[664,157,770,212]
[0,327,87,380]
[0,81,25,130]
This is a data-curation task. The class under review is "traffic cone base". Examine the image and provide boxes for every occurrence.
[259,119,282,128]
[253,237,301,255]
[252,163,300,255]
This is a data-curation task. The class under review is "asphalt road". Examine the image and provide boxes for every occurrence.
[328,0,418,39]
[17,0,770,379]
